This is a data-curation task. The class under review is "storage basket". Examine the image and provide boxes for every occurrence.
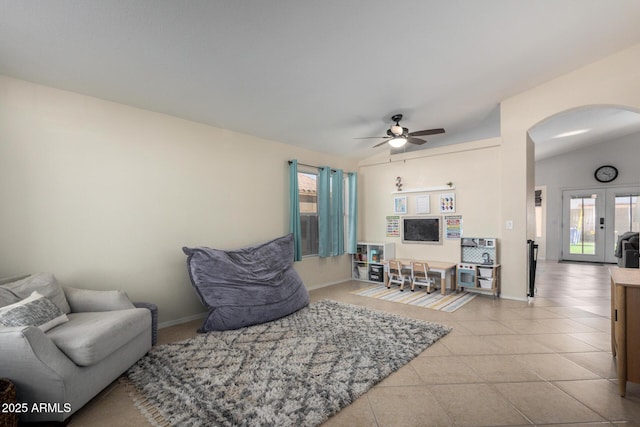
[357,266,368,279]
[478,267,493,278]
[479,278,493,289]
[369,264,384,274]
[0,378,18,427]
[369,272,384,282]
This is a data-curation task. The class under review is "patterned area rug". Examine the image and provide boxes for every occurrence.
[351,284,477,312]
[123,300,450,427]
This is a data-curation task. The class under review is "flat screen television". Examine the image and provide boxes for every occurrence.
[402,216,442,244]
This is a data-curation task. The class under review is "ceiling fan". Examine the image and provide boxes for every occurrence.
[357,114,445,148]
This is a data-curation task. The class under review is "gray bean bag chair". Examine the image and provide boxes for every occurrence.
[183,234,309,332]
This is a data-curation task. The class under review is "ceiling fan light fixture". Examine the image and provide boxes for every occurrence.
[388,137,407,148]
[390,124,404,136]
[361,113,445,149]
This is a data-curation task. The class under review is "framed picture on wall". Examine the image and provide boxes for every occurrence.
[439,193,456,213]
[416,195,430,214]
[394,196,407,214]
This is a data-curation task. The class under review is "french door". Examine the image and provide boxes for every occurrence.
[562,187,639,263]
[563,189,605,262]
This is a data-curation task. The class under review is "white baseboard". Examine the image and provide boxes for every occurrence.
[159,312,207,329]
[305,279,351,291]
[498,294,528,302]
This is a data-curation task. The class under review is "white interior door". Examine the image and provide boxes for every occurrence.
[562,187,639,263]
[562,189,606,262]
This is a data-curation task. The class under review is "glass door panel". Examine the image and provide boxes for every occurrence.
[563,189,605,262]
[614,195,638,242]
[562,187,640,264]
[604,187,640,263]
[569,197,596,255]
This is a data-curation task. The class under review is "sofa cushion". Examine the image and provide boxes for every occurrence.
[46,308,151,366]
[0,275,28,307]
[0,273,71,313]
[64,287,135,312]
[0,291,69,332]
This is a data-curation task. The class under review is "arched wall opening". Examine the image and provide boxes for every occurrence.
[528,105,640,262]
[499,43,640,300]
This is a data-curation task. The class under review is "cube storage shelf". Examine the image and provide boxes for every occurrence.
[352,242,395,283]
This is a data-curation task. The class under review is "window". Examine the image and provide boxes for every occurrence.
[535,189,543,239]
[291,163,354,259]
[298,172,318,256]
[614,194,639,250]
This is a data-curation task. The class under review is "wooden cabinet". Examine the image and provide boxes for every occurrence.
[352,242,395,283]
[611,267,640,396]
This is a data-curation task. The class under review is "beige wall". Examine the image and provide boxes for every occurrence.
[358,139,502,263]
[500,42,640,298]
[0,75,356,325]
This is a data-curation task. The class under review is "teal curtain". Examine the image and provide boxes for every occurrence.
[317,166,331,257]
[331,169,344,256]
[347,172,358,254]
[288,160,302,261]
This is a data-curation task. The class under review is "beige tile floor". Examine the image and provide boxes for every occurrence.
[66,260,640,426]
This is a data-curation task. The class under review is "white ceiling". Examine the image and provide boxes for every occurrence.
[2,1,640,160]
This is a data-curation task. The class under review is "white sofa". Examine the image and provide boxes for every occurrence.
[0,273,153,423]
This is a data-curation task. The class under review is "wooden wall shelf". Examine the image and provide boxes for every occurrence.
[391,184,455,194]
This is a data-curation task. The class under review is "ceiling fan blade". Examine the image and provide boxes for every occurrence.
[373,139,391,148]
[408,128,445,137]
[407,137,427,145]
[354,136,387,139]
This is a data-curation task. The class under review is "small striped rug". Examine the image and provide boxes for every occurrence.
[351,284,477,312]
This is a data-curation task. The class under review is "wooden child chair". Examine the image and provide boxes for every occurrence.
[388,260,410,291]
[410,261,437,293]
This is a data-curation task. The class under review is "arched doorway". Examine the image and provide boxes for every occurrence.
[528,105,640,263]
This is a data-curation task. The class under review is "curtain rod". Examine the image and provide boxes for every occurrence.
[288,160,354,174]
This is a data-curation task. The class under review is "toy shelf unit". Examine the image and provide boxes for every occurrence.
[352,242,395,283]
[457,237,501,297]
